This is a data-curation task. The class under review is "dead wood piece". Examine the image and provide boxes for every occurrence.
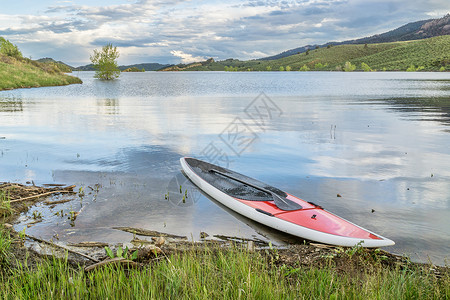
[84,257,138,272]
[153,236,166,247]
[10,188,75,203]
[131,237,154,246]
[213,234,268,245]
[27,219,43,226]
[62,185,76,191]
[246,241,255,252]
[69,242,109,248]
[113,227,187,239]
[1,184,23,191]
[43,198,72,205]
[25,234,99,263]
[137,245,162,260]
[310,243,336,249]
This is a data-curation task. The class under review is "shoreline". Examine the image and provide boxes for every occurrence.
[0,54,83,91]
[0,80,82,92]
[1,182,448,297]
[0,77,82,92]
[1,181,448,267]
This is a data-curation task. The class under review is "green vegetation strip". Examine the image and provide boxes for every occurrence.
[0,227,448,299]
[0,57,82,91]
[171,35,450,72]
[0,36,82,91]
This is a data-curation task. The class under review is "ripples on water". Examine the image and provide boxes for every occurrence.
[0,71,449,265]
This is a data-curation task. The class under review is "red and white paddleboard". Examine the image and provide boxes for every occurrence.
[181,157,394,247]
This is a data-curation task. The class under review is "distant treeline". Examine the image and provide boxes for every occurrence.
[162,35,450,72]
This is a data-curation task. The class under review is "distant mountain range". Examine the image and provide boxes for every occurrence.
[35,59,171,72]
[261,14,450,61]
[73,62,171,71]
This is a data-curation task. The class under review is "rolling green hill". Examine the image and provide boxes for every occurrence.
[36,58,74,73]
[0,55,82,91]
[178,35,450,72]
[262,14,450,60]
[0,37,82,91]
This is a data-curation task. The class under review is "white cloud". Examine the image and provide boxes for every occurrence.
[170,50,207,64]
[0,1,449,65]
[241,50,269,58]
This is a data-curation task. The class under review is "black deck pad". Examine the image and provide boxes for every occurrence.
[185,158,287,201]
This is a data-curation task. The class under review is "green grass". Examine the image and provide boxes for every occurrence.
[0,191,12,218]
[182,35,450,72]
[0,227,12,266]
[0,55,82,91]
[0,241,447,299]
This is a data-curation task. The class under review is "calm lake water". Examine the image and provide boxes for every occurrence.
[1,71,449,265]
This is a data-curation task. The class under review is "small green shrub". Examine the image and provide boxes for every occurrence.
[406,64,416,71]
[299,64,310,71]
[0,37,22,58]
[105,246,138,261]
[361,62,372,72]
[314,62,328,69]
[343,61,356,72]
[224,66,238,72]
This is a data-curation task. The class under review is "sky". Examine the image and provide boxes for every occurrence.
[0,0,449,66]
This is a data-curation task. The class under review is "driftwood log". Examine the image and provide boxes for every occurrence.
[10,185,76,203]
[84,257,138,272]
[113,227,187,239]
[25,234,99,263]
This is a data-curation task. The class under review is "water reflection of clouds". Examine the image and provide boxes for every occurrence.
[2,72,450,265]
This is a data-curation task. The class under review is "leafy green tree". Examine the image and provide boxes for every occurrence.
[266,66,272,71]
[406,64,416,72]
[279,66,285,71]
[440,66,446,71]
[406,64,424,72]
[343,61,356,72]
[314,62,327,69]
[0,37,22,58]
[285,65,291,71]
[224,66,238,72]
[90,44,120,80]
[361,62,372,72]
[299,65,310,71]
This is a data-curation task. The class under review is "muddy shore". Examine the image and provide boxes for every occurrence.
[1,182,448,277]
